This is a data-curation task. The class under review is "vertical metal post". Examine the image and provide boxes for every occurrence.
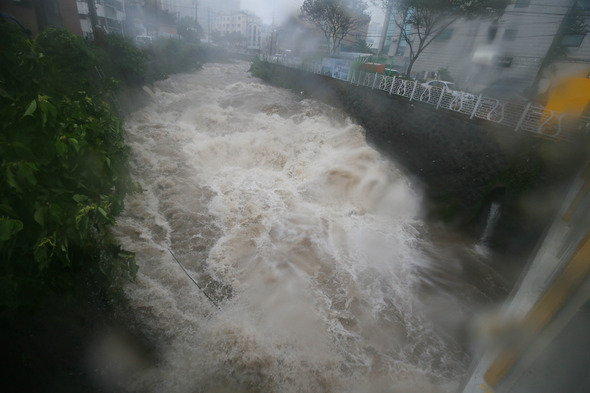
[350,71,355,84]
[389,76,397,95]
[372,72,378,89]
[470,94,483,119]
[409,81,417,101]
[436,86,446,109]
[515,102,532,131]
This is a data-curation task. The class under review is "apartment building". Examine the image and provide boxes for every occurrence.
[196,0,238,40]
[77,0,126,38]
[215,10,262,48]
[381,0,590,95]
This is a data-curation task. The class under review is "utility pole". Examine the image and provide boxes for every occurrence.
[86,0,99,39]
[207,6,211,43]
[155,0,160,38]
[378,1,393,55]
[270,6,275,54]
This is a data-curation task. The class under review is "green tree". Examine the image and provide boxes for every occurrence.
[100,33,147,86]
[375,0,509,76]
[300,0,370,55]
[35,29,98,96]
[228,31,247,47]
[348,37,374,53]
[177,16,203,42]
[0,24,139,309]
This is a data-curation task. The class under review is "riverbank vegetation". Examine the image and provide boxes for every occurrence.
[0,24,228,309]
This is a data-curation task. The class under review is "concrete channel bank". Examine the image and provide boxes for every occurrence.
[249,60,589,261]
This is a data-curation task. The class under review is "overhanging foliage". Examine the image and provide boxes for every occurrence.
[0,24,141,308]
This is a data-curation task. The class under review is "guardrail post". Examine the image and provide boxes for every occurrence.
[470,94,483,119]
[372,72,378,89]
[357,72,362,86]
[350,71,355,84]
[389,76,397,95]
[409,81,417,101]
[515,102,531,131]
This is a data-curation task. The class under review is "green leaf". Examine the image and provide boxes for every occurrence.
[6,165,21,192]
[19,162,37,185]
[68,138,80,152]
[34,236,53,268]
[0,218,23,241]
[73,194,88,203]
[34,206,47,227]
[55,139,67,158]
[0,204,18,217]
[0,86,13,100]
[23,99,37,117]
[97,206,109,219]
[75,214,89,239]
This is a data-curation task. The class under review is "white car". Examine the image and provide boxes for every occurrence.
[135,35,152,47]
[421,80,474,99]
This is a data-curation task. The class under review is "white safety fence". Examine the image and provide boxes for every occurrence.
[267,57,590,141]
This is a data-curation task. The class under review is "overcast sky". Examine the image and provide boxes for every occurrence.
[240,0,302,24]
[240,0,384,25]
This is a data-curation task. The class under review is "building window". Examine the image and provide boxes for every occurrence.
[503,29,517,41]
[395,39,407,56]
[561,34,585,47]
[514,0,530,8]
[435,28,453,41]
[496,56,513,68]
[488,26,498,42]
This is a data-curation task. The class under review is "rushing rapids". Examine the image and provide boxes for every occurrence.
[108,62,506,393]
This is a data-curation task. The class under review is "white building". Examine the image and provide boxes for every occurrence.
[196,0,239,41]
[380,0,590,95]
[160,0,196,20]
[77,0,126,38]
[215,10,262,49]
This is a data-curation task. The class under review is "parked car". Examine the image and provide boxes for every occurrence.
[135,35,152,47]
[422,80,455,91]
[421,80,475,99]
[271,54,284,62]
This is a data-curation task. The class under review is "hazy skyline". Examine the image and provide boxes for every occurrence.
[240,0,303,24]
[240,0,384,25]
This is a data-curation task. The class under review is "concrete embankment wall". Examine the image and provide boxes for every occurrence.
[250,61,588,258]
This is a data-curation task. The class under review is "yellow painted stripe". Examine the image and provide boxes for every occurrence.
[484,230,590,386]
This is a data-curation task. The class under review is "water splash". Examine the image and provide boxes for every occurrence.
[108,62,502,393]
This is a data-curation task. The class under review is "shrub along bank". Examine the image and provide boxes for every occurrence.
[0,24,228,309]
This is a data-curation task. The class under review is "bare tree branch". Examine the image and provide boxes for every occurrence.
[301,0,370,55]
[377,0,509,76]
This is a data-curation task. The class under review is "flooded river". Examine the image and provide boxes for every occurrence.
[109,62,506,393]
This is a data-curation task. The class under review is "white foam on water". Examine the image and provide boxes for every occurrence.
[110,62,493,393]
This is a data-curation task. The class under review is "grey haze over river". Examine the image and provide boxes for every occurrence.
[109,62,506,393]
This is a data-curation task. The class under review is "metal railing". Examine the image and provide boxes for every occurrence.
[266,57,590,141]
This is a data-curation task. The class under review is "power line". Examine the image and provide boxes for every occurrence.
[168,248,220,309]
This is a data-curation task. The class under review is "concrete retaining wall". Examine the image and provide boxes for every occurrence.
[250,60,588,259]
